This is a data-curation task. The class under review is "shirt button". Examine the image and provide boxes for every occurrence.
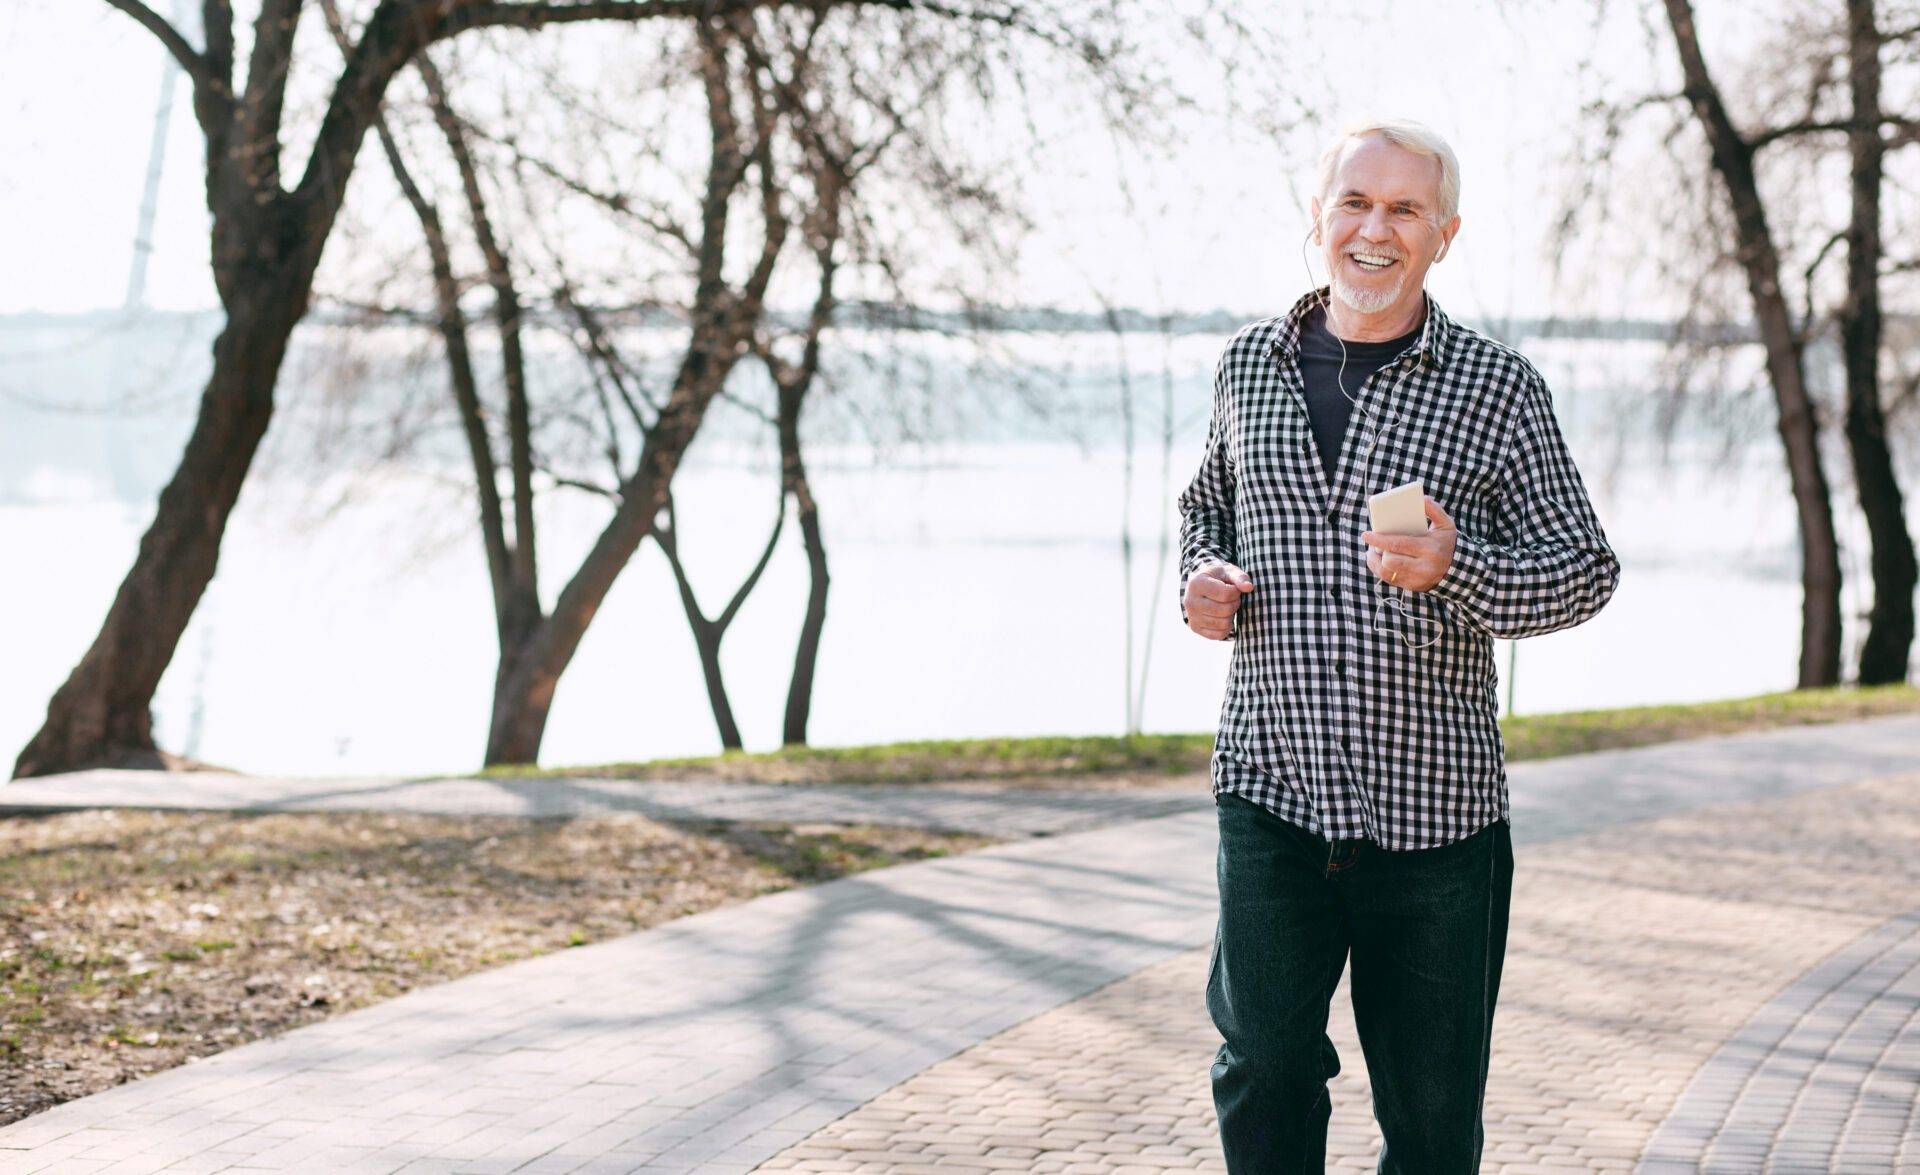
[1340,735,1352,750]
[1328,585,1340,600]
[1335,658,1346,674]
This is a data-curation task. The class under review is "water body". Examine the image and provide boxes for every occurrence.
[0,312,1884,777]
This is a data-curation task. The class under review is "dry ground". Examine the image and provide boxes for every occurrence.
[0,808,997,1126]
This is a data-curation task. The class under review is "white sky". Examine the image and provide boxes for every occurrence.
[0,0,1684,321]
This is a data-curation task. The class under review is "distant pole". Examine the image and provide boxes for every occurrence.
[124,0,197,312]
[1505,639,1517,716]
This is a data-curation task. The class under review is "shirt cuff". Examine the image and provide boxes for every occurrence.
[1427,531,1494,617]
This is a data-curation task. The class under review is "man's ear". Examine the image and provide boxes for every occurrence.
[1309,199,1323,242]
[1435,213,1461,261]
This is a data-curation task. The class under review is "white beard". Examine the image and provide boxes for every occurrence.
[1331,263,1406,314]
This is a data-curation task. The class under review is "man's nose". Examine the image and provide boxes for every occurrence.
[1359,205,1393,240]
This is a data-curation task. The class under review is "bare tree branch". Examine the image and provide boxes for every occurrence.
[463,119,699,253]
[444,0,1061,40]
[234,0,303,189]
[103,0,216,89]
[417,48,542,593]
[1801,227,1847,344]
[545,472,625,500]
[202,0,235,81]
[555,283,663,429]
[717,494,787,629]
[321,0,516,603]
[552,282,640,485]
[1751,115,1920,151]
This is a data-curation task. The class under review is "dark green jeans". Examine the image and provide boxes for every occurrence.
[1206,791,1513,1173]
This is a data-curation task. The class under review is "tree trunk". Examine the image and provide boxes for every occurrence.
[13,271,305,777]
[480,26,779,768]
[653,498,778,754]
[481,345,735,766]
[1663,0,1844,687]
[484,634,559,767]
[1841,0,1916,684]
[21,0,472,779]
[477,497,660,767]
[781,415,829,747]
[693,626,745,751]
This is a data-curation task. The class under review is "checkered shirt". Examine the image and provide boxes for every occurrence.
[1177,286,1621,851]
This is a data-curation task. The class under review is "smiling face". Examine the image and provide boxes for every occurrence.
[1310,134,1461,333]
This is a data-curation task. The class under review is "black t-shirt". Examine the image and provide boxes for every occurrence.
[1297,302,1425,484]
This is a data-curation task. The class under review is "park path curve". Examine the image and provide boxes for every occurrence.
[0,769,1200,840]
[0,714,1915,1173]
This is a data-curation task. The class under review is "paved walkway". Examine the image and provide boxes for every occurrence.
[0,770,1202,840]
[755,752,1920,1174]
[0,715,1917,1173]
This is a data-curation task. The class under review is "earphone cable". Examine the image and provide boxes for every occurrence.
[1301,223,1439,651]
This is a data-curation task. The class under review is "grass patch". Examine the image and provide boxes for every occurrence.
[1499,683,1920,761]
[472,732,1213,786]
[475,683,1920,786]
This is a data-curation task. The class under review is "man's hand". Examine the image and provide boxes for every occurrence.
[1185,561,1254,640]
[1363,495,1459,591]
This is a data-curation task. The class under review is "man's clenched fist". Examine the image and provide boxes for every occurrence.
[1185,561,1254,640]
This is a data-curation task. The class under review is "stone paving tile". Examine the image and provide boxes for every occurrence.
[754,769,1920,1173]
[0,801,1222,1172]
[0,769,1206,839]
[1,715,1917,1172]
[1643,908,1920,1173]
[8,711,1920,841]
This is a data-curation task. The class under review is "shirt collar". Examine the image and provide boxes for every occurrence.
[1269,285,1455,371]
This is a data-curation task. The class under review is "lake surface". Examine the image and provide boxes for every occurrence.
[0,312,1887,776]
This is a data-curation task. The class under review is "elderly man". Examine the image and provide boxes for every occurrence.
[1177,120,1620,1173]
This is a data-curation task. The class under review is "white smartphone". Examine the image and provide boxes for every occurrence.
[1368,479,1427,536]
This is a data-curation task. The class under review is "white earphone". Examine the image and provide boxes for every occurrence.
[1296,217,1440,650]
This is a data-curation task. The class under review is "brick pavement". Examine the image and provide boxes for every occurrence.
[0,715,1916,1172]
[0,770,1201,840]
[1638,907,1920,1173]
[753,769,1920,1174]
[0,800,1222,1173]
[10,709,1920,843]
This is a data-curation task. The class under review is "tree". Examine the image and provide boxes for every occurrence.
[1835,0,1915,683]
[1566,0,1920,689]
[364,13,801,764]
[302,1,1218,763]
[1656,0,1920,685]
[1659,0,1847,687]
[14,0,1170,778]
[410,1,1217,757]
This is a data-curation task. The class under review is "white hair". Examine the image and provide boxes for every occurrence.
[1316,119,1461,223]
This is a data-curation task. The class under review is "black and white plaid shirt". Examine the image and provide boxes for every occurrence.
[1177,286,1621,850]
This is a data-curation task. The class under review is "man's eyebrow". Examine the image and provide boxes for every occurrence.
[1335,188,1426,208]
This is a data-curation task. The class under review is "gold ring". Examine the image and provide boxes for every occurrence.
[1389,567,1398,584]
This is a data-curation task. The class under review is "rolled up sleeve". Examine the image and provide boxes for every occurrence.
[1176,352,1239,632]
[1427,369,1620,639]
